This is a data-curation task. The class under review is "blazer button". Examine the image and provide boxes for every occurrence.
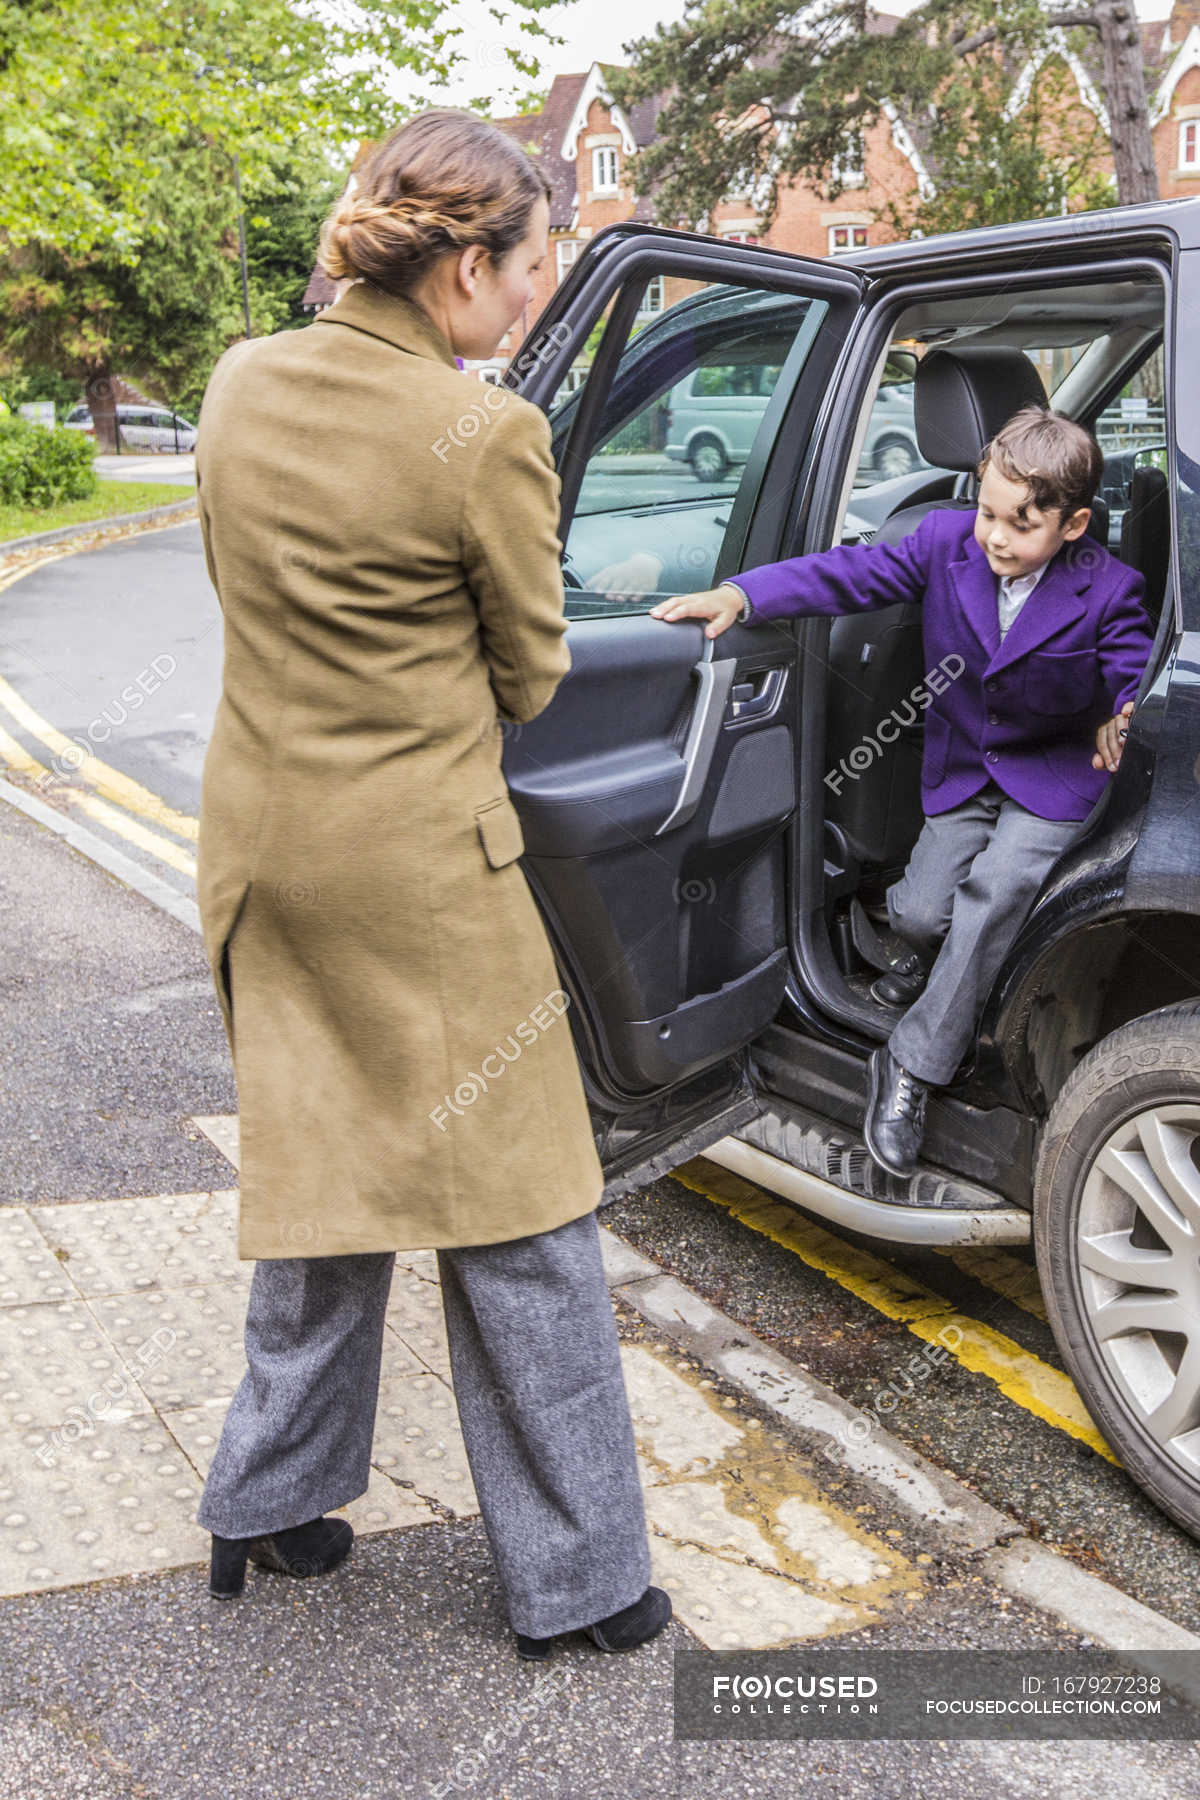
[988,711,999,724]
[985,679,997,692]
[986,751,999,763]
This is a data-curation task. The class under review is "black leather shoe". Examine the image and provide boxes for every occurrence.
[514,1586,672,1659]
[864,1046,928,1178]
[209,1516,354,1598]
[870,950,928,1007]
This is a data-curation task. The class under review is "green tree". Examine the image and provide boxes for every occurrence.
[0,0,558,443]
[608,0,1157,240]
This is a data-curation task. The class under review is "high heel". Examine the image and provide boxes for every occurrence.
[209,1535,249,1599]
[512,1586,672,1659]
[585,1585,672,1653]
[207,1516,354,1599]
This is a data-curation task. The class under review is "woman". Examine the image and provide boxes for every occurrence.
[191,109,669,1662]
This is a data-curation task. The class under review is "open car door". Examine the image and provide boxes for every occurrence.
[501,225,864,1195]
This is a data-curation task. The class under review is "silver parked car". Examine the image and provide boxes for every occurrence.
[63,403,197,452]
[665,362,924,482]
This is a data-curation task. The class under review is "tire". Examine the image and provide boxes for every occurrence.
[688,436,727,481]
[1034,1000,1200,1539]
[872,435,919,480]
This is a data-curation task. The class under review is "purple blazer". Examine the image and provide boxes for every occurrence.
[735,508,1154,821]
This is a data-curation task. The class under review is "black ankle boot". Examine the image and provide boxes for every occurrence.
[514,1586,672,1659]
[209,1516,354,1599]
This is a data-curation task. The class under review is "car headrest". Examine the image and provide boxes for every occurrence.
[914,345,1049,472]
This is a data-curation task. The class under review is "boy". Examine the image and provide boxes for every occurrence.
[648,406,1153,1180]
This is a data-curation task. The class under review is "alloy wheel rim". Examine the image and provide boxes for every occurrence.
[1076,1103,1200,1479]
[877,442,915,480]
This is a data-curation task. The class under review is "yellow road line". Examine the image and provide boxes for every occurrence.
[0,672,198,844]
[0,723,197,878]
[678,1156,1115,1462]
[945,1245,1049,1322]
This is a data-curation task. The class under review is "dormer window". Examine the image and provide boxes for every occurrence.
[1180,120,1200,169]
[592,146,619,193]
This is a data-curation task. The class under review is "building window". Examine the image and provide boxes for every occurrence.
[1180,120,1200,169]
[720,229,760,244]
[592,146,619,193]
[556,238,579,281]
[832,132,867,189]
[636,273,664,316]
[828,224,868,256]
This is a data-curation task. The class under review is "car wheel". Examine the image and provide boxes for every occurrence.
[1034,1001,1200,1538]
[688,437,727,481]
[873,435,919,480]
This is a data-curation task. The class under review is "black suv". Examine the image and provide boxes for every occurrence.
[498,203,1198,1539]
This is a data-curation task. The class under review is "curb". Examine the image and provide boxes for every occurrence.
[0,497,197,557]
[597,1230,1200,1658]
[0,774,201,936]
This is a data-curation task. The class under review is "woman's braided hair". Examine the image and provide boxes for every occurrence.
[317,109,552,298]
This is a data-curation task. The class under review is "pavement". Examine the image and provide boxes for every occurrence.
[94,454,196,487]
[3,527,1200,1795]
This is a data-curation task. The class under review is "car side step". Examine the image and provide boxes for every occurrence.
[706,1097,1031,1245]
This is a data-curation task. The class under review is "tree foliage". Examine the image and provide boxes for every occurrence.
[608,0,1156,238]
[0,0,559,435]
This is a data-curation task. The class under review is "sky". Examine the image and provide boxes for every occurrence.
[420,0,1176,112]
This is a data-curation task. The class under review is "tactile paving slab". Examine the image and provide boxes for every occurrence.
[29,1191,246,1297]
[373,1372,479,1517]
[386,1269,452,1380]
[0,1299,151,1432]
[0,1211,77,1306]
[86,1286,251,1412]
[0,1413,205,1596]
[163,1402,438,1536]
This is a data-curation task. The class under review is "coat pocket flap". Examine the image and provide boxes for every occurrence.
[475,796,525,869]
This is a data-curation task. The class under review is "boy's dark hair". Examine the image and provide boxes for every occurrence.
[977,405,1104,520]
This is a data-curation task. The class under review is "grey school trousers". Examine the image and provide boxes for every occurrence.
[886,780,1088,1088]
[195,1208,652,1640]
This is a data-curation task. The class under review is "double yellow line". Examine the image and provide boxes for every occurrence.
[678,1157,1116,1461]
[0,554,199,878]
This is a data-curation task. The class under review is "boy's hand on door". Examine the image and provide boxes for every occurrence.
[649,585,745,638]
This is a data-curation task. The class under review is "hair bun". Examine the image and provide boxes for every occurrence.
[315,108,552,298]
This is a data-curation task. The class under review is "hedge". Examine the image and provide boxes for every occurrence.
[0,416,97,509]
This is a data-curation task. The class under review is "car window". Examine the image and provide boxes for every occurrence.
[1094,347,1166,529]
[849,351,929,496]
[548,278,830,616]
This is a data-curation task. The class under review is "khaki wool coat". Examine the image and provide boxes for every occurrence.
[194,280,605,1259]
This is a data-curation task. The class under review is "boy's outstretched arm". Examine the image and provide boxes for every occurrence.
[1090,569,1155,773]
[650,512,938,637]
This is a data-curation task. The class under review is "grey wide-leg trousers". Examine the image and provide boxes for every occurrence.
[195,1208,652,1640]
[886,780,1088,1088]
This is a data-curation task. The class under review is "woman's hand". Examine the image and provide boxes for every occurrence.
[586,551,665,598]
[649,584,745,639]
[1092,699,1135,773]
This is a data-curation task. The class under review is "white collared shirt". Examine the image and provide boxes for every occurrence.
[997,559,1051,640]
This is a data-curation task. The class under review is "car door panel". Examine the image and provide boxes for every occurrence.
[505,615,796,1094]
[499,225,864,1135]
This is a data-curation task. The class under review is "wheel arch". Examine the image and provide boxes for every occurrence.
[995,908,1200,1120]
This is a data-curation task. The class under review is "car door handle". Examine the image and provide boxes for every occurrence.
[728,666,788,724]
[656,641,738,836]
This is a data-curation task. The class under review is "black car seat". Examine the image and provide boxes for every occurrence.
[824,345,1049,882]
[1118,463,1170,630]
